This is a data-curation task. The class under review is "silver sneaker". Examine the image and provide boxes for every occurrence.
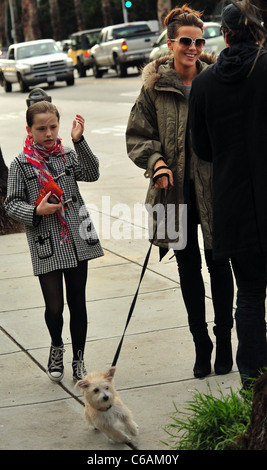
[72,350,87,382]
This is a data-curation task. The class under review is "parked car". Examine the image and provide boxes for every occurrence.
[202,22,225,54]
[91,21,159,78]
[149,22,225,61]
[0,39,74,93]
[149,29,168,61]
[0,47,8,58]
[68,28,101,77]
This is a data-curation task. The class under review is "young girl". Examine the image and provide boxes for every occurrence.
[5,101,103,382]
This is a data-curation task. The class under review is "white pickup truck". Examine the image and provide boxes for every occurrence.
[91,21,159,78]
[0,39,75,93]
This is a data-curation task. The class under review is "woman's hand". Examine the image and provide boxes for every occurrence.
[71,114,85,142]
[35,192,61,216]
[153,159,174,189]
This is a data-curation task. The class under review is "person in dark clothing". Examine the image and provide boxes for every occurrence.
[189,0,267,389]
[126,5,234,379]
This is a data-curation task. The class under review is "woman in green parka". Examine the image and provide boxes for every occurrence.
[126,5,234,378]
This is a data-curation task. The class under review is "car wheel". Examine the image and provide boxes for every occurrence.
[66,76,75,86]
[4,80,12,92]
[77,60,86,78]
[92,61,103,78]
[115,57,127,78]
[18,74,29,93]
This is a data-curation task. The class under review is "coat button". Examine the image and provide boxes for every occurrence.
[38,235,44,244]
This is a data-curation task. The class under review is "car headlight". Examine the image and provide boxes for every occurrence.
[17,63,32,73]
[66,57,74,66]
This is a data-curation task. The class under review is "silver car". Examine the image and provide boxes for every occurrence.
[203,22,225,54]
[149,22,225,61]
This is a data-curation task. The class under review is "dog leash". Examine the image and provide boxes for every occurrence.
[112,187,169,367]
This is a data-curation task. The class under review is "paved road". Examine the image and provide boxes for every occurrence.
[0,69,142,165]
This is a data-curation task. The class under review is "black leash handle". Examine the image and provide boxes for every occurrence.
[112,188,169,367]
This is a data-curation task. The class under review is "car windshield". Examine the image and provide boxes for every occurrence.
[17,42,60,59]
[113,25,150,39]
[203,26,221,39]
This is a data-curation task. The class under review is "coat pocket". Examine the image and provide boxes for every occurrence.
[34,231,54,259]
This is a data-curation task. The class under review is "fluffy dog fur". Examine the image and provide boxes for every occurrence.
[77,366,138,448]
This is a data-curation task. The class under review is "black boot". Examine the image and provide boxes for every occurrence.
[193,337,213,378]
[213,326,233,375]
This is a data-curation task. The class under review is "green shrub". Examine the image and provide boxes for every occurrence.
[163,384,253,450]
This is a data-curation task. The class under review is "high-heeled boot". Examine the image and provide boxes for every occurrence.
[193,337,213,378]
[213,326,233,375]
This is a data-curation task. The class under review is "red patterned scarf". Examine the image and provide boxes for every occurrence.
[24,135,68,243]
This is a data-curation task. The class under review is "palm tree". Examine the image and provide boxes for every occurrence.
[0,0,8,46]
[102,0,113,26]
[21,0,41,41]
[157,0,171,31]
[48,0,61,40]
[73,0,86,31]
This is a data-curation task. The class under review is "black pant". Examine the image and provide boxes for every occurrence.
[231,251,267,385]
[39,260,88,360]
[175,186,233,343]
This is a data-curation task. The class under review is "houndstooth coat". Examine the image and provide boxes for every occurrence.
[5,137,104,276]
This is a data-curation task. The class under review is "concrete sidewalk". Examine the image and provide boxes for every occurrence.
[0,225,241,451]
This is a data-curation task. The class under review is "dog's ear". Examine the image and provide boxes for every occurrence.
[105,366,116,381]
[77,379,89,389]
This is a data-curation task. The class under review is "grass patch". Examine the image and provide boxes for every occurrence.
[163,383,253,450]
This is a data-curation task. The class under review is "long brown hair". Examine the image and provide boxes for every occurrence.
[164,4,204,40]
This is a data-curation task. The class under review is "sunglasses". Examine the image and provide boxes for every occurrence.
[170,37,206,48]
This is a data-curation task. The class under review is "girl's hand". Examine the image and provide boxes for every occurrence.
[36,192,61,216]
[71,114,85,142]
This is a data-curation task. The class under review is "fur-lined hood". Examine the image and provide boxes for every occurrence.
[142,52,217,92]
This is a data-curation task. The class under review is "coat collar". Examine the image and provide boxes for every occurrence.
[142,52,216,93]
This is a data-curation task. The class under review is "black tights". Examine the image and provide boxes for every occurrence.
[39,261,88,360]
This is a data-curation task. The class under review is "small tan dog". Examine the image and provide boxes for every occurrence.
[77,366,138,448]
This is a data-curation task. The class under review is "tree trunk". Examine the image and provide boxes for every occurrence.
[248,371,267,449]
[11,0,23,43]
[48,0,62,41]
[101,0,113,26]
[21,0,41,41]
[157,0,171,31]
[73,0,86,31]
[0,148,24,235]
[0,0,9,46]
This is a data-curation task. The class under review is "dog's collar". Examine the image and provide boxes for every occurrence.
[98,405,112,412]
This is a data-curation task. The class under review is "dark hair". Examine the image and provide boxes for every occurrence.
[164,4,204,40]
[221,1,266,45]
[26,101,60,127]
